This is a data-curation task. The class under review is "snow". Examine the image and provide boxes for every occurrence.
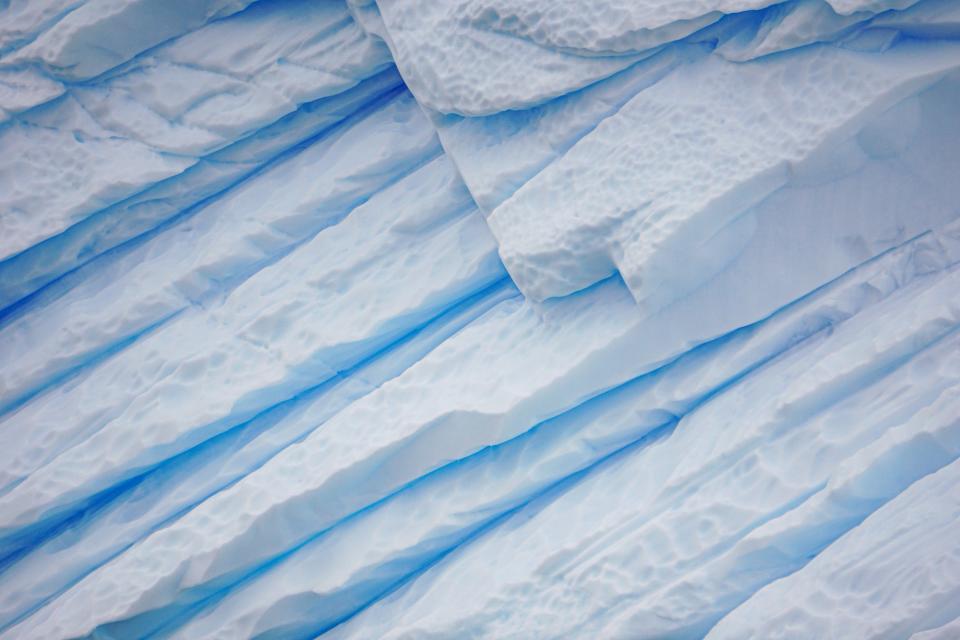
[1,0,959,638]
[707,454,960,639]
[325,225,960,639]
[0,108,489,543]
[0,0,393,306]
[178,222,960,640]
[360,0,926,116]
[4,0,257,81]
[487,40,960,304]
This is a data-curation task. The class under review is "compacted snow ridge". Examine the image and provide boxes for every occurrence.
[1,0,958,638]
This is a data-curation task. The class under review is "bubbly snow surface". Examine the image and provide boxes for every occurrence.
[1,0,959,638]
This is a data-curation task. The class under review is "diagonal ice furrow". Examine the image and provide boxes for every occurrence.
[610,379,960,639]
[7,216,959,640]
[170,411,676,640]
[0,89,442,499]
[160,220,960,640]
[0,0,255,121]
[4,2,960,638]
[0,148,502,554]
[18,282,519,640]
[0,278,518,634]
[71,0,390,156]
[0,279,655,640]
[0,95,196,264]
[0,1,84,58]
[0,66,404,318]
[0,71,406,416]
[0,83,434,416]
[1,0,260,83]
[0,0,394,308]
[712,0,939,63]
[322,255,960,640]
[706,454,960,639]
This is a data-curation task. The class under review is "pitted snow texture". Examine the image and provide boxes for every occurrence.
[487,40,960,304]
[362,0,925,115]
[3,1,960,639]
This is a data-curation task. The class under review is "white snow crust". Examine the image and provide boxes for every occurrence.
[1,0,959,638]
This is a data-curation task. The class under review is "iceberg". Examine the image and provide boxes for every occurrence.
[0,0,958,638]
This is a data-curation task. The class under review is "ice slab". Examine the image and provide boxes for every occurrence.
[0,0,393,306]
[487,40,960,304]
[3,0,257,81]
[2,1,960,638]
[169,222,960,640]
[707,454,960,639]
[327,233,960,640]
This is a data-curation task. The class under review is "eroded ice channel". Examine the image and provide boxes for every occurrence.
[1,0,959,638]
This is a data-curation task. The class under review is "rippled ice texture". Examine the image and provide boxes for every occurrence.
[1,0,959,638]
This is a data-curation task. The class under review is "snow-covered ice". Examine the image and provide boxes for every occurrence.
[1,0,959,638]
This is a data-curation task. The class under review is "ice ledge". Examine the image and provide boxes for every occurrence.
[351,0,960,308]
[488,40,960,306]
[352,0,930,117]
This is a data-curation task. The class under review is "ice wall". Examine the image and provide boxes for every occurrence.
[1,0,959,638]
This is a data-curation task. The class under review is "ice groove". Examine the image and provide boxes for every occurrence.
[5,1,960,638]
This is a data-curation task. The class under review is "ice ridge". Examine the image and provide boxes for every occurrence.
[1,0,959,639]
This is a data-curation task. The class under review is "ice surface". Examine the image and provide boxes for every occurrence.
[361,0,925,115]
[3,0,257,81]
[325,232,960,639]
[173,223,960,640]
[707,455,960,639]
[487,40,960,303]
[2,0,960,638]
[0,0,393,306]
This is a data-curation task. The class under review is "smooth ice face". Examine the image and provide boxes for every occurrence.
[2,1,960,639]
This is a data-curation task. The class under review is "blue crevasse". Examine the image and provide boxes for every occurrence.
[0,0,959,638]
